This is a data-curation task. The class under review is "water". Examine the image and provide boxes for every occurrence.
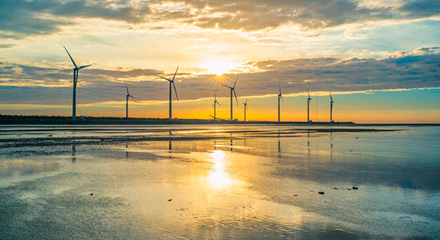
[1,125,439,239]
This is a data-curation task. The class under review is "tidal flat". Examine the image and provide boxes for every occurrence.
[1,125,439,239]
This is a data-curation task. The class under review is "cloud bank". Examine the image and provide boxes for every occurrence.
[1,0,440,38]
[1,47,439,105]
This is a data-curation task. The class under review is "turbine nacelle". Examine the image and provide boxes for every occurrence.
[125,83,135,99]
[159,66,179,101]
[278,83,283,101]
[64,46,91,71]
[222,75,239,104]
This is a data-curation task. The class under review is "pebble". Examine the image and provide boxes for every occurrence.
[89,193,94,196]
[168,199,173,202]
[353,186,359,190]
[318,192,325,195]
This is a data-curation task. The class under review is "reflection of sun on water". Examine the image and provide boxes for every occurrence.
[208,150,234,189]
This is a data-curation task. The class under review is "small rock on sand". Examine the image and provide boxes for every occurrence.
[353,186,359,190]
[318,192,325,195]
[89,193,94,196]
[168,199,173,202]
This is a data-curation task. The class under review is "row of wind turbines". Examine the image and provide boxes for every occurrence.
[64,46,335,123]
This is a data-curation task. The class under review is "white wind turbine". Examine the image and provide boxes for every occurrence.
[63,46,91,120]
[125,83,134,119]
[222,75,239,121]
[243,99,248,122]
[159,66,179,121]
[307,91,312,122]
[278,83,283,123]
[213,92,220,120]
[330,92,334,123]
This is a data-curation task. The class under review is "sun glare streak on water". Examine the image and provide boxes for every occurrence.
[208,150,234,189]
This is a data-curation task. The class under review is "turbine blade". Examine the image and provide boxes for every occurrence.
[222,84,231,89]
[233,89,238,104]
[217,101,221,106]
[78,64,91,70]
[172,82,178,101]
[281,95,284,101]
[159,76,172,82]
[125,83,129,95]
[279,83,281,95]
[129,95,135,99]
[233,75,239,88]
[63,46,78,68]
[172,66,179,82]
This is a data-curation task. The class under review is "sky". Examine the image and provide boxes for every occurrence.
[0,0,439,123]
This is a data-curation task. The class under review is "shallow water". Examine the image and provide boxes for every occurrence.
[1,125,439,239]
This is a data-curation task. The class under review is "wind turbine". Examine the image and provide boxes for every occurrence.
[307,91,312,123]
[278,83,283,123]
[243,99,248,122]
[63,46,91,120]
[159,66,179,121]
[213,92,220,120]
[125,83,135,119]
[222,75,239,121]
[330,92,334,123]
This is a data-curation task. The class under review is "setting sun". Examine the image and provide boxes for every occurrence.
[198,57,240,76]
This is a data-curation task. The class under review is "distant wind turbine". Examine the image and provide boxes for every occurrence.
[243,99,248,122]
[307,91,312,122]
[125,83,134,119]
[159,66,179,121]
[222,75,239,121]
[330,92,334,123]
[278,83,283,123]
[63,46,91,120]
[213,92,220,120]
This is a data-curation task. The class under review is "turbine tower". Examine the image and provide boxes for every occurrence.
[278,83,283,123]
[307,91,312,122]
[222,76,239,121]
[63,46,91,120]
[213,92,220,120]
[330,92,334,123]
[243,99,248,122]
[159,66,179,121]
[125,83,134,119]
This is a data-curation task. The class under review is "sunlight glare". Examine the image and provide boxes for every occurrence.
[208,150,234,189]
[199,57,239,76]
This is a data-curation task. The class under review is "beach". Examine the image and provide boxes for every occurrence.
[1,124,439,239]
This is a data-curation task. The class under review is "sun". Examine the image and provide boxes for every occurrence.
[199,57,239,76]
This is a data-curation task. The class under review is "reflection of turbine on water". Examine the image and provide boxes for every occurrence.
[330,131,333,161]
[307,130,311,158]
[330,131,334,150]
[230,134,234,152]
[125,141,129,159]
[277,130,281,157]
[208,150,234,189]
[243,131,247,146]
[168,130,173,151]
[71,143,76,163]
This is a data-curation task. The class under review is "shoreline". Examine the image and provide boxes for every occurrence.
[1,115,439,126]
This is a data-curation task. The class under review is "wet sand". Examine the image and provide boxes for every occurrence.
[1,125,439,239]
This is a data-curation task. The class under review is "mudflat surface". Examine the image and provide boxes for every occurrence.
[1,125,439,239]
